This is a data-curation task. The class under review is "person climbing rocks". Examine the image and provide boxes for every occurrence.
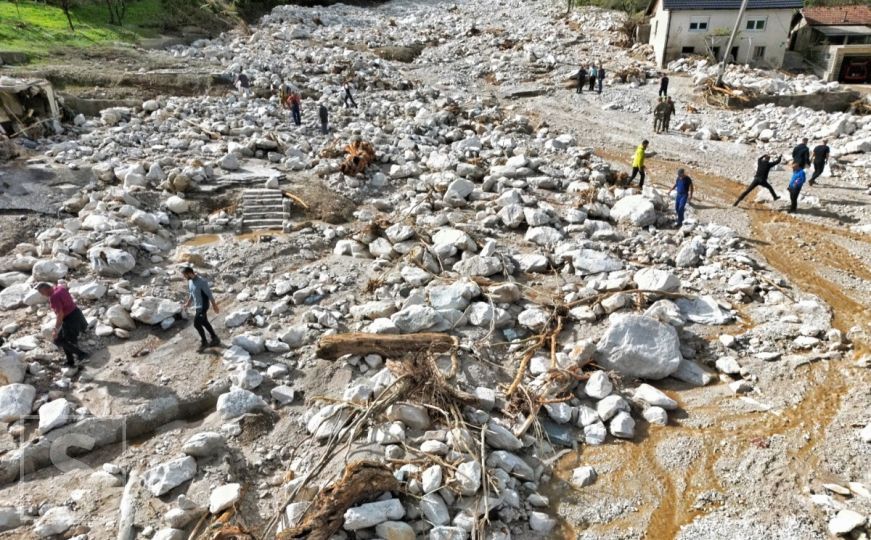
[182,267,221,352]
[662,97,676,132]
[576,66,587,94]
[792,137,810,170]
[809,139,830,185]
[319,103,329,135]
[596,63,605,94]
[588,64,597,92]
[628,140,648,188]
[787,161,807,213]
[734,154,782,206]
[653,97,668,133]
[659,74,669,97]
[668,168,694,227]
[289,92,302,126]
[37,282,89,367]
[343,81,358,108]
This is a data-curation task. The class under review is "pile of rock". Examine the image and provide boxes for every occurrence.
[668,57,841,96]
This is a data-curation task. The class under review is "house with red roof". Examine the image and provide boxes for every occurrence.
[788,5,871,83]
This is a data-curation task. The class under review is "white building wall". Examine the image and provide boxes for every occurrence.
[649,4,796,68]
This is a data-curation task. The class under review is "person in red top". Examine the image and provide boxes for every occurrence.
[36,282,89,367]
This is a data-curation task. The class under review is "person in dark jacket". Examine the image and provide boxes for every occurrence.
[289,92,302,126]
[792,138,810,169]
[182,267,221,352]
[809,139,830,185]
[576,66,587,94]
[319,103,329,135]
[734,154,781,206]
[596,64,605,94]
[588,65,597,92]
[343,82,358,108]
[37,282,89,367]
[659,75,669,97]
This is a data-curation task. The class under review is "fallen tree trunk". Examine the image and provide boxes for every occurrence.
[277,462,399,540]
[316,332,455,360]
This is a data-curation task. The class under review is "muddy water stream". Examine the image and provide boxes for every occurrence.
[546,150,870,539]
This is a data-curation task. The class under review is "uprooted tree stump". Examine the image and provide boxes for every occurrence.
[277,461,399,540]
[316,332,455,360]
[339,140,376,177]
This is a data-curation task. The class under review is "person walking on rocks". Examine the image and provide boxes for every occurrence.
[37,282,89,367]
[343,82,358,108]
[662,97,676,132]
[809,139,830,185]
[576,66,587,94]
[182,267,221,352]
[659,74,669,97]
[319,103,329,135]
[792,137,810,170]
[787,161,807,214]
[597,63,605,94]
[734,154,781,206]
[668,168,694,227]
[653,97,668,132]
[588,64,597,92]
[289,92,302,126]
[628,140,648,188]
[235,72,252,97]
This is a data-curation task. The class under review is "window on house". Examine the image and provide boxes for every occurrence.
[688,17,709,32]
[746,18,766,31]
[753,46,766,59]
[682,46,695,54]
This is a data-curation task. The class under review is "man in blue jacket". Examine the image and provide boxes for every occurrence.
[668,168,694,227]
[787,162,806,214]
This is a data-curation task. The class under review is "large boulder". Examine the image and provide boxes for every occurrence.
[633,268,680,292]
[610,195,656,226]
[0,384,36,422]
[131,297,181,325]
[88,247,136,277]
[143,456,197,496]
[32,260,68,282]
[596,314,682,379]
[106,304,136,330]
[0,283,32,311]
[38,398,74,434]
[676,296,733,325]
[216,388,267,419]
[0,350,26,385]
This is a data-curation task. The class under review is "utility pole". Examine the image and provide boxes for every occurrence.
[716,0,750,86]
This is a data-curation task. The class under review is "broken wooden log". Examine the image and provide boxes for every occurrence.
[316,332,455,360]
[277,461,399,540]
[339,140,376,177]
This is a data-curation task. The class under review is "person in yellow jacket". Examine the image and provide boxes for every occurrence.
[628,140,649,188]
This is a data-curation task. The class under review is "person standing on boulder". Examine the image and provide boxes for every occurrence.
[809,139,830,185]
[792,137,810,170]
[319,103,329,135]
[576,66,587,94]
[659,74,669,97]
[343,81,358,108]
[597,63,605,94]
[628,140,648,188]
[787,161,807,213]
[734,153,781,206]
[668,168,694,227]
[37,282,89,368]
[588,64,597,92]
[182,267,220,352]
[289,92,302,126]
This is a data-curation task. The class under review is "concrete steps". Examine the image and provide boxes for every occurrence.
[241,189,285,231]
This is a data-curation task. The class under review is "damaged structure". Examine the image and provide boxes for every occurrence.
[646,0,803,68]
[788,5,871,83]
[0,77,62,139]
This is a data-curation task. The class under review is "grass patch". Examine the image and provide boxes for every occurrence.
[0,0,173,56]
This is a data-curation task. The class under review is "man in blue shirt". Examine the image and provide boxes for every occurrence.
[182,267,221,351]
[787,162,806,214]
[668,168,694,227]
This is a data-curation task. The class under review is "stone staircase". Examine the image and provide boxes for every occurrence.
[241,189,285,231]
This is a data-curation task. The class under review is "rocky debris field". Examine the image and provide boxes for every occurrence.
[0,0,869,539]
